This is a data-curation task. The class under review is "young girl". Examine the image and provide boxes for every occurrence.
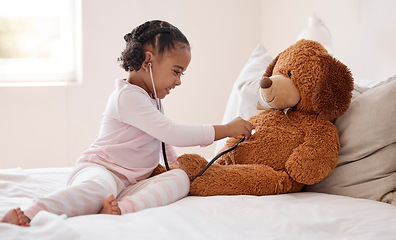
[1,20,253,226]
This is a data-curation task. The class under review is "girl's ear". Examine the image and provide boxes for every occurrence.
[141,51,153,72]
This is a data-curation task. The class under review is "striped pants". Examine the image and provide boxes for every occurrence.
[23,164,189,219]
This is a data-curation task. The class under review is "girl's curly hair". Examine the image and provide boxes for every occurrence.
[118,20,190,72]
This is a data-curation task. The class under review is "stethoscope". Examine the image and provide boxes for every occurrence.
[148,62,170,171]
[148,62,245,181]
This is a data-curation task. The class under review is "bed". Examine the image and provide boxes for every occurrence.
[2,19,396,240]
[1,167,396,240]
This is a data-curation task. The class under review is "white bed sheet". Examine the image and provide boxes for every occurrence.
[1,167,396,240]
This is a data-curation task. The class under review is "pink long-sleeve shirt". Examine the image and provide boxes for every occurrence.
[77,79,215,184]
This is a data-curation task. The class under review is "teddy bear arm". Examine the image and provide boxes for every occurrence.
[285,124,340,185]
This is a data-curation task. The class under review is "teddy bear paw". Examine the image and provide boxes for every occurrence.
[177,154,208,181]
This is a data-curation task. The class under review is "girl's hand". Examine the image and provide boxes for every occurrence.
[214,117,254,141]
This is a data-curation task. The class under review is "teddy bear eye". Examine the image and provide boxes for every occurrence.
[288,71,292,77]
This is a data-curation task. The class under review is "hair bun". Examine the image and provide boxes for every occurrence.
[124,33,133,42]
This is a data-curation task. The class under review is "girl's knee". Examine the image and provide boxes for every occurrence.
[171,169,188,179]
[170,169,190,196]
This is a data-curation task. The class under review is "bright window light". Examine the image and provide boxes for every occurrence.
[0,0,80,86]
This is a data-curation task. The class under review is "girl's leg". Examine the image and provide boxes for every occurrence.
[117,169,189,214]
[22,164,126,220]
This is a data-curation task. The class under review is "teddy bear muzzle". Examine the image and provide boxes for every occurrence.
[259,75,301,110]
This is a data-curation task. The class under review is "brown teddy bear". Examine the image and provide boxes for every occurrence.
[173,39,354,196]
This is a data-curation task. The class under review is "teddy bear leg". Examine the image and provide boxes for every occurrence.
[177,154,209,181]
[150,164,180,177]
[150,164,167,177]
[187,163,304,196]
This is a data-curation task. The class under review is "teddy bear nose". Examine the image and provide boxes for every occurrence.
[260,77,273,89]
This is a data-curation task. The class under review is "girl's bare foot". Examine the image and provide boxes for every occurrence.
[99,194,121,215]
[1,208,31,227]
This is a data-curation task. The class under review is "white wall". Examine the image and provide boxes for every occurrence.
[261,0,396,83]
[1,0,395,169]
[0,0,262,168]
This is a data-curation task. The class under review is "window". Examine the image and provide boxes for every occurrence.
[0,0,80,86]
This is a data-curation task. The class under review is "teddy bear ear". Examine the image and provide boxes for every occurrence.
[263,55,280,77]
[312,55,354,120]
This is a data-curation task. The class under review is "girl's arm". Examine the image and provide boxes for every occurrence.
[118,88,252,147]
[118,89,214,147]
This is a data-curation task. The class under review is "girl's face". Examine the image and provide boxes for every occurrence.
[149,44,191,99]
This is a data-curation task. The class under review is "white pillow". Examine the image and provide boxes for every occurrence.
[215,44,273,153]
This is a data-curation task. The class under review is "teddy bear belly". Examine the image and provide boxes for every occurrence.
[233,127,304,171]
